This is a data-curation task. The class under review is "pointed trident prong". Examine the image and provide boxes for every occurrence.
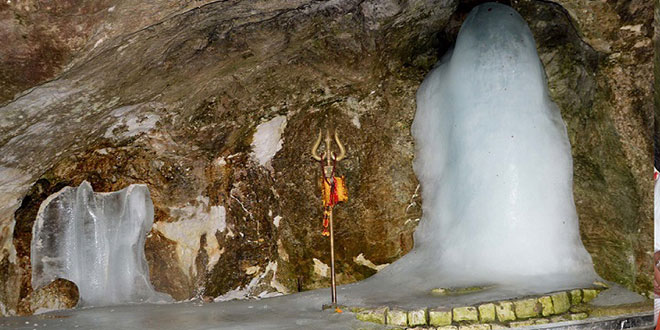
[311,129,346,165]
[311,130,323,161]
[332,131,346,162]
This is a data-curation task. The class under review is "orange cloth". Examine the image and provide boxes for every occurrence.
[321,176,348,206]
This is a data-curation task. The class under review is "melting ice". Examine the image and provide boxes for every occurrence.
[31,181,171,307]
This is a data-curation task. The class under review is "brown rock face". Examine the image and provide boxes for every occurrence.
[0,0,652,316]
[27,279,79,315]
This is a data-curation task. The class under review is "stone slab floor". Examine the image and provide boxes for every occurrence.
[0,281,652,330]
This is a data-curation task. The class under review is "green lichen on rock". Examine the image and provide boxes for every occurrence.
[458,324,492,330]
[386,308,407,326]
[582,289,599,303]
[538,296,554,316]
[535,318,550,324]
[429,308,453,326]
[478,303,496,323]
[407,308,427,327]
[495,301,516,322]
[453,306,479,323]
[551,292,571,314]
[549,314,572,323]
[569,289,582,305]
[437,326,459,330]
[432,286,492,296]
[509,319,536,328]
[490,324,508,329]
[356,307,387,324]
[513,298,540,319]
[570,313,588,320]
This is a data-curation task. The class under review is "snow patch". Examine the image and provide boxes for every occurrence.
[353,253,389,271]
[153,196,226,276]
[250,116,287,166]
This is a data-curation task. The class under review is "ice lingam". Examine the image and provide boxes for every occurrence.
[348,3,598,306]
[31,181,171,307]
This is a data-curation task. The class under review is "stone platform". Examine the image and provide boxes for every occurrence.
[350,284,653,330]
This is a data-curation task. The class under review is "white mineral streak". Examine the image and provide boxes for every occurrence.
[31,181,171,306]
[351,3,597,300]
[353,253,389,271]
[214,261,285,301]
[273,215,282,228]
[104,104,160,140]
[250,115,287,166]
[312,258,329,278]
[153,196,226,275]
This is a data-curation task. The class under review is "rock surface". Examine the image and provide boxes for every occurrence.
[26,278,79,315]
[0,0,652,316]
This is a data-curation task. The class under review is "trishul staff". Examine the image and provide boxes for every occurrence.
[311,129,347,306]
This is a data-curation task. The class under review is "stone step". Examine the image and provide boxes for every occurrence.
[353,288,605,329]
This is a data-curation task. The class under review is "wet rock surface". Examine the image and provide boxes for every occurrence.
[0,0,652,316]
[26,278,79,315]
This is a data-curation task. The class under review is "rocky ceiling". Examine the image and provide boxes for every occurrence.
[0,0,653,316]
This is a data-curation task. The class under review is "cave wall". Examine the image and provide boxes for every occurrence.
[0,0,653,316]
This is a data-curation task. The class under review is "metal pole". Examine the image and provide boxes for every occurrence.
[329,205,337,305]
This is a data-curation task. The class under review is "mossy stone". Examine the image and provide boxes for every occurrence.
[569,289,582,305]
[408,308,427,326]
[386,308,407,326]
[551,292,570,314]
[582,289,599,303]
[509,320,535,328]
[570,312,588,320]
[453,306,479,323]
[478,303,496,323]
[513,298,540,319]
[538,296,554,316]
[437,326,459,330]
[429,309,453,326]
[495,301,516,322]
[356,307,387,324]
[549,314,571,323]
[458,324,492,330]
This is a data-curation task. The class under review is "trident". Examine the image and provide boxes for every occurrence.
[311,129,345,306]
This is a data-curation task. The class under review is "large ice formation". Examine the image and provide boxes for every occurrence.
[409,1,596,285]
[31,181,171,307]
[350,3,597,300]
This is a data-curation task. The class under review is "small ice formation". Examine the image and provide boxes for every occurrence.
[352,3,597,300]
[250,115,287,166]
[31,181,171,307]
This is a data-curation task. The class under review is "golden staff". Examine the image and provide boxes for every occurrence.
[311,129,346,306]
